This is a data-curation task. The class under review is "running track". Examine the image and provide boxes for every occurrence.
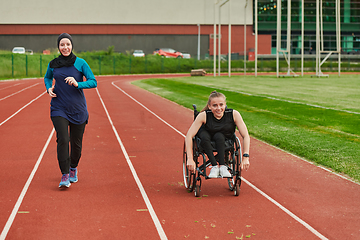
[0,75,359,240]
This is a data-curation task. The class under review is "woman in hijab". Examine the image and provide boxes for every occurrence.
[44,33,97,188]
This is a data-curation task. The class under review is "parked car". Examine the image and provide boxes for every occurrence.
[133,50,145,57]
[153,48,183,58]
[25,49,34,55]
[12,47,25,54]
[181,52,191,59]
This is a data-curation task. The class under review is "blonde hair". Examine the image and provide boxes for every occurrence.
[201,91,226,111]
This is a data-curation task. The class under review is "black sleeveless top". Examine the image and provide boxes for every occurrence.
[204,109,236,139]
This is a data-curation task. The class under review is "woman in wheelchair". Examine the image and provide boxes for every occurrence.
[185,91,250,178]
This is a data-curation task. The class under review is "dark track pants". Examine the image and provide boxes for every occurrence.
[198,130,226,166]
[51,116,87,174]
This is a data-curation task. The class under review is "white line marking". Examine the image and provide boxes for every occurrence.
[211,85,360,115]
[252,135,359,185]
[0,91,46,127]
[111,81,328,240]
[95,88,168,240]
[126,80,357,183]
[241,178,328,239]
[0,83,21,91]
[0,128,55,240]
[0,83,40,101]
[111,82,185,137]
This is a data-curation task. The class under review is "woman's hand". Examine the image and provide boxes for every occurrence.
[65,77,78,87]
[48,86,57,98]
[187,158,196,173]
[240,157,250,171]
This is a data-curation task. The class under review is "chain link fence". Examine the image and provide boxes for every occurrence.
[1,53,360,79]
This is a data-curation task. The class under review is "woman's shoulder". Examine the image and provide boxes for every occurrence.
[75,57,86,64]
[199,111,207,117]
[232,109,242,121]
[74,57,90,70]
[196,111,207,122]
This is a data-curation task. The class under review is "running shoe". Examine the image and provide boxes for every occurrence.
[59,174,71,188]
[208,165,220,178]
[69,167,78,183]
[219,165,231,178]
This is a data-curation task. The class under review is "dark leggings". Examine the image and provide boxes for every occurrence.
[51,116,87,174]
[198,130,226,166]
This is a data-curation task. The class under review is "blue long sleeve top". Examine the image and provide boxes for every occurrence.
[44,57,97,124]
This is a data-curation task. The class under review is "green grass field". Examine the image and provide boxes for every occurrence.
[133,74,360,183]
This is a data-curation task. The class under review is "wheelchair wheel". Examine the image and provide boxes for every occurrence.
[194,185,201,197]
[183,142,195,192]
[227,136,242,192]
[234,183,240,196]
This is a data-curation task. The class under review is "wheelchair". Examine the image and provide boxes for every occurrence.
[182,105,242,197]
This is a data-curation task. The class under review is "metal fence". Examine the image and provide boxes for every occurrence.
[1,53,360,79]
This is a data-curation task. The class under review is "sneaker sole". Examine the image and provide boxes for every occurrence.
[208,174,221,178]
[220,175,232,178]
[69,179,78,183]
[59,183,71,188]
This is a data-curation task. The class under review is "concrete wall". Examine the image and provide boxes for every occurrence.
[0,0,253,25]
[0,0,271,56]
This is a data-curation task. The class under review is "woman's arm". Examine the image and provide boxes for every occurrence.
[44,63,54,91]
[44,64,57,97]
[185,111,206,172]
[233,110,250,170]
[76,58,97,89]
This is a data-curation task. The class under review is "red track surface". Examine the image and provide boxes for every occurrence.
[0,75,359,240]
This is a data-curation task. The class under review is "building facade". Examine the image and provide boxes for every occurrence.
[256,0,360,54]
[0,0,358,56]
[0,0,271,57]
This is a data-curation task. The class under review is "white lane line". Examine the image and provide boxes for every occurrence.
[0,128,55,240]
[209,84,360,115]
[252,135,359,185]
[0,83,21,91]
[111,81,328,240]
[0,83,40,101]
[0,91,46,127]
[95,88,168,240]
[241,178,328,240]
[111,82,185,138]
